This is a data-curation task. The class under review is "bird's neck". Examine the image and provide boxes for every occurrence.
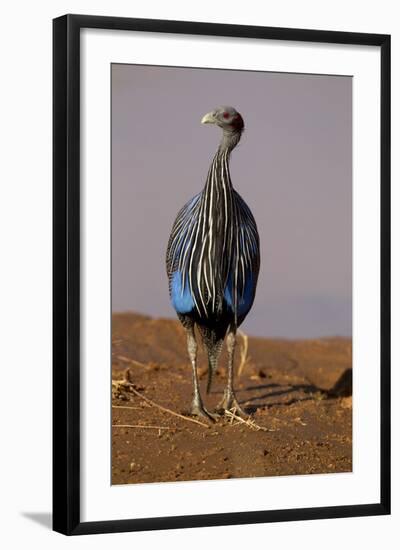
[204,149,233,195]
[218,128,242,154]
[204,129,242,194]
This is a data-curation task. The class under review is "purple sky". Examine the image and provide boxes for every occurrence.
[111,64,352,338]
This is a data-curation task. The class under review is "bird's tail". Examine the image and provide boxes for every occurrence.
[206,351,219,394]
[198,325,224,394]
[206,337,224,394]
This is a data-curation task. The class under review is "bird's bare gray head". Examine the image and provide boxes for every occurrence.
[201,106,244,152]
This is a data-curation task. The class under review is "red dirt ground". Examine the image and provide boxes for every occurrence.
[112,313,352,485]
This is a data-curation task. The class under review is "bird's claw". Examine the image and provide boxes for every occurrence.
[190,401,218,422]
[216,391,248,419]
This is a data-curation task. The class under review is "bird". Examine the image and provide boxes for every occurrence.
[166,106,260,421]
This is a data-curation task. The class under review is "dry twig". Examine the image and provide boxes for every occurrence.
[112,405,141,410]
[115,355,149,368]
[113,368,210,429]
[112,424,176,431]
[224,408,276,432]
[237,330,249,377]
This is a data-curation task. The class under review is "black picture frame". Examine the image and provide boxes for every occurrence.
[53,14,391,535]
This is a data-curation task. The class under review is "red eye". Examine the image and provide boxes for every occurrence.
[223,112,230,119]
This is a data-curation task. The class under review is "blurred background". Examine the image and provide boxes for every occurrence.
[111,63,352,338]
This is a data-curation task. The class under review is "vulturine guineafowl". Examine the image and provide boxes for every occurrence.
[166,106,260,421]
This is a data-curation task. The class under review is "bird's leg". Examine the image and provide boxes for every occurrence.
[216,328,247,418]
[186,326,216,422]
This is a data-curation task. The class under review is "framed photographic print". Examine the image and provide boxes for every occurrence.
[53,14,391,535]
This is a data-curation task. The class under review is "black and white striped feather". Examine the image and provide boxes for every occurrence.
[166,149,260,327]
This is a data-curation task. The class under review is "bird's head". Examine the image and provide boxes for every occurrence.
[201,106,244,133]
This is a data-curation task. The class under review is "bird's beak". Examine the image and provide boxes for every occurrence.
[201,112,216,125]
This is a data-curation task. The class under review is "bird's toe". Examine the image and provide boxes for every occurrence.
[216,392,248,419]
[190,402,218,423]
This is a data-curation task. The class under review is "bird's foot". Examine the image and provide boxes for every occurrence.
[216,390,248,419]
[190,399,218,423]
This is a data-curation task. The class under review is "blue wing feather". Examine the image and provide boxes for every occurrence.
[166,193,201,314]
[166,188,259,325]
[170,271,195,314]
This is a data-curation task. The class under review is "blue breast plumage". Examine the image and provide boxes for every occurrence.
[166,149,260,328]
